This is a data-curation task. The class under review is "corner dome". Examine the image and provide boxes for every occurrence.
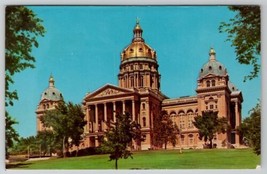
[121,20,157,62]
[41,75,63,101]
[228,81,238,92]
[199,48,227,79]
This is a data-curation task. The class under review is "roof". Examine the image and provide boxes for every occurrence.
[199,48,227,79]
[40,76,63,102]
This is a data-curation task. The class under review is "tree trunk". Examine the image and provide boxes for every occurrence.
[115,159,118,170]
[210,139,213,149]
[63,136,66,158]
[76,146,79,157]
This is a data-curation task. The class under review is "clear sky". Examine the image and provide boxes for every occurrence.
[6,6,261,138]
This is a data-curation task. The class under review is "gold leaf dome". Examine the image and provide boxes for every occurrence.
[121,20,157,62]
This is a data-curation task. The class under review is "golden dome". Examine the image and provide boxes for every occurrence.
[121,20,157,61]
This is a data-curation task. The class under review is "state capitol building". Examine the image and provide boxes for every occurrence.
[36,21,243,150]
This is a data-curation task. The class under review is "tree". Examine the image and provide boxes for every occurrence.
[5,112,20,158]
[5,6,45,107]
[5,6,45,158]
[36,130,56,156]
[193,111,228,149]
[219,6,260,81]
[100,112,142,169]
[153,110,180,150]
[238,102,261,155]
[40,102,87,157]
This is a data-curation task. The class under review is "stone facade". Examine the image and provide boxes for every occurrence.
[36,21,243,150]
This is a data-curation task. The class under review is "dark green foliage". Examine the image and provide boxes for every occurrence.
[100,112,142,169]
[5,6,45,106]
[153,110,179,149]
[69,147,103,157]
[11,136,40,157]
[193,111,228,148]
[36,130,57,156]
[40,102,87,157]
[219,6,260,81]
[238,102,261,155]
[5,112,20,158]
[10,131,56,157]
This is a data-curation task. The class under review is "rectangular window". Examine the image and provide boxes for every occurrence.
[210,104,214,109]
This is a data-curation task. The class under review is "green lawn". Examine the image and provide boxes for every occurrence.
[7,148,260,169]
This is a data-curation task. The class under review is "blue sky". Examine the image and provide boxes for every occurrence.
[6,6,261,138]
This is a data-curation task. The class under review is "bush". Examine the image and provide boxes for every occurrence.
[69,147,104,157]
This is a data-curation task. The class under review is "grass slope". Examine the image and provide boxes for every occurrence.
[7,148,260,169]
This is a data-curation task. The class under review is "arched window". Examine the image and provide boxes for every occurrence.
[142,117,146,127]
[140,76,144,87]
[178,110,185,115]
[130,76,134,87]
[187,109,193,115]
[212,80,216,86]
[170,111,176,117]
[142,103,145,110]
[206,81,210,87]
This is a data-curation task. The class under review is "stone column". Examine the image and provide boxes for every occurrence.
[95,104,98,132]
[104,103,107,121]
[235,101,240,146]
[95,136,99,147]
[132,100,135,121]
[86,105,90,133]
[122,100,126,114]
[113,101,116,122]
[104,103,107,130]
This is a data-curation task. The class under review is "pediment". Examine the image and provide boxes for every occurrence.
[84,84,135,100]
[204,73,217,78]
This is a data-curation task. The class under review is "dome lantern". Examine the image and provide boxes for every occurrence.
[132,18,144,42]
[49,75,55,87]
[209,48,216,61]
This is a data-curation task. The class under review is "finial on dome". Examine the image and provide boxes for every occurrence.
[133,18,143,42]
[136,17,140,24]
[209,47,216,61]
[49,74,55,87]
